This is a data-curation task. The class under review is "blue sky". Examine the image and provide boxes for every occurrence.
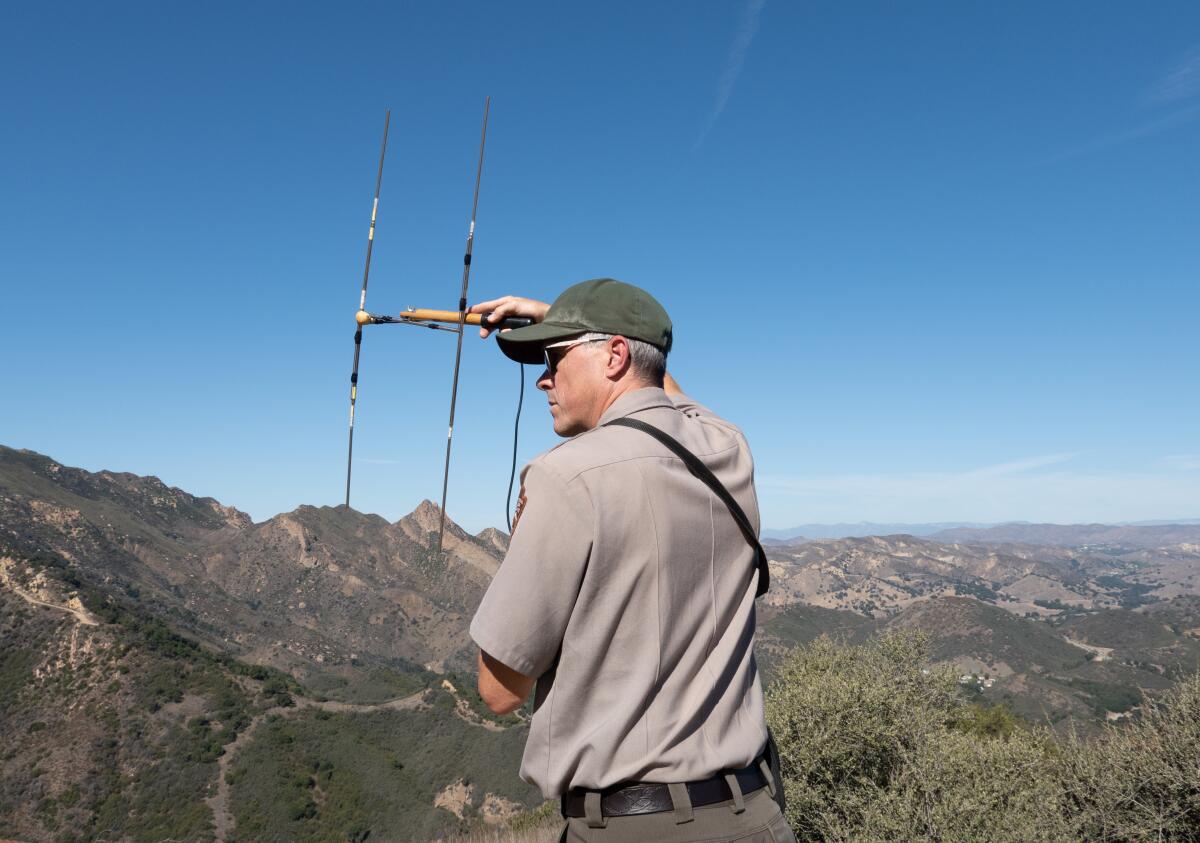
[2,2,1197,532]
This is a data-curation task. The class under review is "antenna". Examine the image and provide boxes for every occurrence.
[437,96,491,553]
[344,110,391,508]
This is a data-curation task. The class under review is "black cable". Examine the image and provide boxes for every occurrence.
[506,364,525,533]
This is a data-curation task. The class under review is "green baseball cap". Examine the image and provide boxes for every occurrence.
[495,278,673,365]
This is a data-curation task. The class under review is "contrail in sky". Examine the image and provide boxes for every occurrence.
[694,0,766,151]
[1045,102,1200,164]
[1047,42,1200,163]
[1147,44,1200,104]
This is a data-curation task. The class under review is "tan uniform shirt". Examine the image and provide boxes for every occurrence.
[470,387,766,798]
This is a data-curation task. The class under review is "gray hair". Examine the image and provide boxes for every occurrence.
[572,332,667,386]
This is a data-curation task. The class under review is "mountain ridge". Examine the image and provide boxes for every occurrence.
[764,519,1200,543]
[1,445,508,682]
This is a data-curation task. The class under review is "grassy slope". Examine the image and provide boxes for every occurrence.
[0,552,537,843]
[0,568,271,842]
[758,604,876,681]
[227,699,537,843]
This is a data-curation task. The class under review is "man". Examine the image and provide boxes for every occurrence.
[468,279,794,842]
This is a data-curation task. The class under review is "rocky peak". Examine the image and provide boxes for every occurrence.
[403,499,445,532]
[476,527,510,555]
[396,499,472,545]
[206,499,253,529]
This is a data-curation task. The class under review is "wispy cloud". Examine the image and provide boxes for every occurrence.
[758,456,1200,525]
[965,452,1077,478]
[1046,103,1200,163]
[1147,45,1200,104]
[1159,454,1200,471]
[1048,43,1200,162]
[761,453,1076,498]
[694,0,767,151]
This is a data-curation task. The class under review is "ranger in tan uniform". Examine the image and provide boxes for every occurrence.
[468,279,794,842]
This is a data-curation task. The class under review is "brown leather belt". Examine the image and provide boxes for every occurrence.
[560,762,767,819]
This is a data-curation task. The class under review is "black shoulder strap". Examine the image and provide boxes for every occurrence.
[603,416,769,597]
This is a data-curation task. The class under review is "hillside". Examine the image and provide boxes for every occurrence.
[0,448,546,841]
[0,553,297,840]
[1145,594,1200,635]
[1,446,506,688]
[759,596,1200,725]
[0,550,543,842]
[4,445,1200,840]
[765,529,1200,618]
[756,603,875,677]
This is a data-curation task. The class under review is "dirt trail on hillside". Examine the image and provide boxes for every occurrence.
[1063,636,1114,662]
[207,680,516,840]
[0,556,99,625]
[206,688,432,842]
[0,561,508,839]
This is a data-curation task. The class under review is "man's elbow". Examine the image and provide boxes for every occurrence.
[480,690,524,716]
[477,649,535,715]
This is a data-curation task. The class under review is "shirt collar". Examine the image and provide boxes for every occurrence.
[596,387,676,428]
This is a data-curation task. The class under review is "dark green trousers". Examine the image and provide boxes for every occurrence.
[558,786,796,843]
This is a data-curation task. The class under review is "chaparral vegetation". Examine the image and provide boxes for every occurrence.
[766,633,1200,843]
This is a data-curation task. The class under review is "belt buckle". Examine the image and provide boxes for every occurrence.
[605,782,670,817]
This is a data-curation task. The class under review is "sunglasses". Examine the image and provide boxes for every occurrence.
[542,336,609,378]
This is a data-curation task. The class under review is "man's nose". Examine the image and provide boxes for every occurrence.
[536,368,552,391]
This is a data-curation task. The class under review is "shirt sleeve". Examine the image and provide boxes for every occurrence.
[469,459,594,678]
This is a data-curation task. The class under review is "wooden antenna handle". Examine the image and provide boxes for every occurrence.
[359,309,534,330]
[400,309,533,329]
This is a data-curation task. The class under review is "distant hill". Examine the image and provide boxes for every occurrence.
[762,521,994,541]
[931,522,1200,547]
[765,527,1200,619]
[765,519,1200,543]
[1145,594,1200,636]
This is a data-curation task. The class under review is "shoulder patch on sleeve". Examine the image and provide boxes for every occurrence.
[511,484,528,535]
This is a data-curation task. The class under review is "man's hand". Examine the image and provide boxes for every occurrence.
[469,296,550,339]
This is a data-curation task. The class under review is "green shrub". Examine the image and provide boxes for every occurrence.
[1064,673,1200,841]
[955,702,1022,739]
[766,634,1200,843]
[262,676,295,708]
[765,632,965,839]
[858,728,1075,842]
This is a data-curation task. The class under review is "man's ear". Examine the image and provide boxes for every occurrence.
[604,336,632,380]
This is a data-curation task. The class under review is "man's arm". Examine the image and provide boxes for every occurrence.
[478,649,535,715]
[470,462,593,714]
